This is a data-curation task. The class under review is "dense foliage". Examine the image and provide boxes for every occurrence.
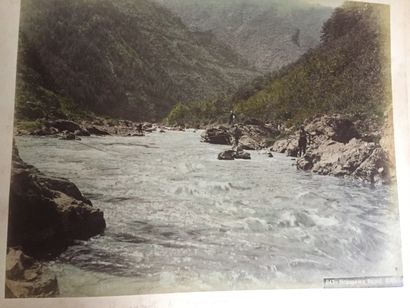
[167,2,392,127]
[15,0,258,122]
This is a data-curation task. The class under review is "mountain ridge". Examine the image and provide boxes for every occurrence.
[15,0,259,122]
[155,0,333,72]
[166,2,392,128]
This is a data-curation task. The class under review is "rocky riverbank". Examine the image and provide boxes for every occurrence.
[201,113,395,185]
[201,121,280,150]
[16,118,172,138]
[6,145,107,297]
[5,248,59,298]
[270,114,395,185]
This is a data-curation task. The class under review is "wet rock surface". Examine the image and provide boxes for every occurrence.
[270,114,394,184]
[201,126,232,145]
[8,145,106,258]
[218,147,251,160]
[202,122,279,149]
[5,248,59,298]
[27,118,167,138]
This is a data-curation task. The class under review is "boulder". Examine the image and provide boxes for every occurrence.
[74,129,90,137]
[46,120,82,133]
[238,124,280,150]
[203,124,279,148]
[218,150,235,160]
[296,138,390,184]
[217,148,251,160]
[5,248,59,298]
[270,138,298,157]
[59,132,80,140]
[31,126,59,136]
[234,150,251,160]
[130,132,144,137]
[8,145,106,258]
[305,114,360,143]
[86,126,111,136]
[202,127,232,145]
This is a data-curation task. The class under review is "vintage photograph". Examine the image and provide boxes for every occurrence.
[5,0,403,298]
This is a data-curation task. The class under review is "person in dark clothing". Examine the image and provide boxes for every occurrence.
[298,125,311,157]
[229,110,236,126]
[233,124,242,148]
[137,123,143,134]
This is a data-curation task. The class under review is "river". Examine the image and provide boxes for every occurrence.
[15,130,402,296]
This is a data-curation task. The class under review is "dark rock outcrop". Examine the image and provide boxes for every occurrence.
[59,132,80,140]
[86,126,111,136]
[270,138,299,157]
[45,119,82,133]
[304,115,360,143]
[272,114,393,184]
[218,148,251,160]
[202,126,232,145]
[240,124,280,150]
[31,126,59,136]
[296,138,391,184]
[218,149,235,160]
[8,145,106,258]
[234,150,251,160]
[5,248,59,298]
[202,123,279,149]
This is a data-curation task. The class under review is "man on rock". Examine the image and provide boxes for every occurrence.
[229,110,236,126]
[298,125,311,157]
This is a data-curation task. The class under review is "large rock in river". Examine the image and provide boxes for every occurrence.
[296,138,391,184]
[218,149,235,160]
[238,124,279,150]
[202,126,231,145]
[5,248,59,298]
[203,123,279,149]
[86,126,111,136]
[8,145,106,258]
[272,114,393,184]
[46,119,82,133]
[218,148,251,160]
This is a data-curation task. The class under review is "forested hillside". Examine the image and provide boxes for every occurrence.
[155,0,333,72]
[167,2,391,127]
[15,0,258,122]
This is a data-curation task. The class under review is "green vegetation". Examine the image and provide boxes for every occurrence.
[166,98,231,127]
[167,2,391,127]
[14,120,42,132]
[15,0,257,123]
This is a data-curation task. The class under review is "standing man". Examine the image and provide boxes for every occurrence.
[229,110,236,126]
[232,124,242,148]
[298,125,311,157]
[137,123,143,134]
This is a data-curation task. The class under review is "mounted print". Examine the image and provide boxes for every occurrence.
[5,0,402,297]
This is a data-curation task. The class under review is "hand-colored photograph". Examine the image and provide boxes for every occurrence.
[5,0,402,298]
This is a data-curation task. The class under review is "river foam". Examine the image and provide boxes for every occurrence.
[15,131,402,296]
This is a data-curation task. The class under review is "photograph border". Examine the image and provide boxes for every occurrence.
[1,0,409,307]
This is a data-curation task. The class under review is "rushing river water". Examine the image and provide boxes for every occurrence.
[16,130,402,296]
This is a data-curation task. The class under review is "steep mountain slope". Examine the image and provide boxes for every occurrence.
[15,0,258,122]
[233,1,391,124]
[155,0,333,72]
[166,2,391,127]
